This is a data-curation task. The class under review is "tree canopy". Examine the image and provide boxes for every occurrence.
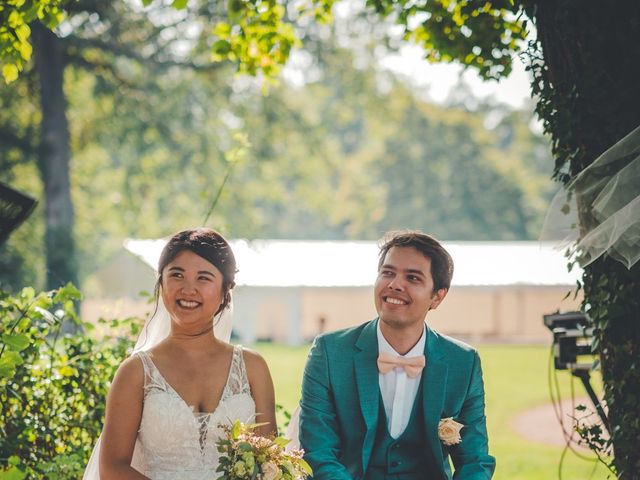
[1,25,551,290]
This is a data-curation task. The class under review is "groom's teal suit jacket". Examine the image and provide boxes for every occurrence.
[299,319,496,479]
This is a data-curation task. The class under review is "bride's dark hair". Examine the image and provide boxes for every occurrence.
[155,228,237,315]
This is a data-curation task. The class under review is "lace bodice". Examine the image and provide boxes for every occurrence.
[131,346,255,480]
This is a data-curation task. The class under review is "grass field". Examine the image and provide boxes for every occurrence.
[252,342,611,480]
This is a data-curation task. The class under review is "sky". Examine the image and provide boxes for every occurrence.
[283,0,535,111]
[379,44,534,109]
[281,40,535,111]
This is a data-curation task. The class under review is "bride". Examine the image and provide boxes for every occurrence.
[84,228,276,479]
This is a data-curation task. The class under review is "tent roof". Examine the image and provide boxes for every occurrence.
[124,239,580,288]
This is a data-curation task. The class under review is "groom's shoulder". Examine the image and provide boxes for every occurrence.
[430,328,478,357]
[315,319,373,347]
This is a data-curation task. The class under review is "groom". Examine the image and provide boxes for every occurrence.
[299,231,495,479]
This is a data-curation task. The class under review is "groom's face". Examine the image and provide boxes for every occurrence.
[374,246,447,330]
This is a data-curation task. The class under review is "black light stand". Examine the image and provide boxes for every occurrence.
[571,369,610,433]
[0,182,37,244]
[543,311,610,434]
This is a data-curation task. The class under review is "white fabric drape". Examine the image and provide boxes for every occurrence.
[541,125,640,269]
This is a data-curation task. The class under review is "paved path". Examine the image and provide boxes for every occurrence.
[510,397,606,449]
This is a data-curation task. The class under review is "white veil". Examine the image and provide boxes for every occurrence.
[82,295,234,479]
[541,125,640,269]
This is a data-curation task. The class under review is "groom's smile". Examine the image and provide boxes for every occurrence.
[383,296,407,305]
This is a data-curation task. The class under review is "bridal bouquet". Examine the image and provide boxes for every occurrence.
[216,420,312,480]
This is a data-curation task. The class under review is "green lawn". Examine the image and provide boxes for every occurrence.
[252,342,611,480]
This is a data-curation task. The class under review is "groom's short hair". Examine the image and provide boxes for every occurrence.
[378,230,454,292]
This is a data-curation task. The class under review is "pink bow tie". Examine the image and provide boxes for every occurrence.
[377,352,426,378]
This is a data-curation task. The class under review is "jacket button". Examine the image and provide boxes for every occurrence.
[391,461,399,468]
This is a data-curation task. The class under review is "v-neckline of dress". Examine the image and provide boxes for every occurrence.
[141,346,236,417]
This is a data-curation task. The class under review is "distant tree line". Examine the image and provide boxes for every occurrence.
[1,5,551,293]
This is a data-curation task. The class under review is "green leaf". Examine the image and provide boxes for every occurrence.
[273,436,289,448]
[172,0,188,9]
[0,466,27,480]
[299,458,313,475]
[20,286,35,302]
[237,441,252,452]
[7,10,23,29]
[213,22,232,38]
[17,40,32,61]
[2,64,19,84]
[41,9,65,29]
[228,0,245,16]
[54,283,82,302]
[0,350,24,377]
[1,333,31,351]
[212,39,231,56]
[231,419,241,439]
[14,21,31,41]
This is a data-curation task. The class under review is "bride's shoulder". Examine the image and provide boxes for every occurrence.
[104,355,145,422]
[238,347,271,377]
[238,345,264,363]
[110,353,145,391]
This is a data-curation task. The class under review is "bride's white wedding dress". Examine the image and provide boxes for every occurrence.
[83,300,252,480]
[130,345,255,480]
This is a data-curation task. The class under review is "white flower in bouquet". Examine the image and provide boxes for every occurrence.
[260,461,280,480]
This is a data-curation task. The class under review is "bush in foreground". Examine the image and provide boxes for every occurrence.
[0,285,138,479]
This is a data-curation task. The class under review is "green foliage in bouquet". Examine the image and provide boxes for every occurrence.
[0,284,138,479]
[216,420,312,480]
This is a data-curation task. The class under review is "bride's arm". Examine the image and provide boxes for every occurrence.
[243,349,277,437]
[99,355,150,480]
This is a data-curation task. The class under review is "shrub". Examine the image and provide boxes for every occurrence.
[0,284,139,479]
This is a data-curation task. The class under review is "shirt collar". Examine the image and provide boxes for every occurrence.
[377,321,426,357]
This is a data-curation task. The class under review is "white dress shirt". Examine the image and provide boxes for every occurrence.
[377,322,426,439]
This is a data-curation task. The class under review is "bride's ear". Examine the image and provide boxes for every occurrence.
[154,276,163,296]
[216,288,232,314]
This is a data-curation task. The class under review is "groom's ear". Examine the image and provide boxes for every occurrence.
[429,288,448,311]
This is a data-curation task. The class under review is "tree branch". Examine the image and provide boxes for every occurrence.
[64,51,140,90]
[63,35,227,73]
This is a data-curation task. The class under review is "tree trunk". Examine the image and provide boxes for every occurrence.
[31,23,78,291]
[525,1,640,476]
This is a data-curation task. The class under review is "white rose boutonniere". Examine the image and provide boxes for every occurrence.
[438,417,464,446]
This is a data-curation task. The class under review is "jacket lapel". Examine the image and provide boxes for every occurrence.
[354,319,380,472]
[422,327,448,476]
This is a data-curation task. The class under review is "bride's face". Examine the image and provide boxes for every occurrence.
[161,250,225,328]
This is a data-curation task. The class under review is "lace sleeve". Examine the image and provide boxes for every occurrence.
[137,351,167,394]
[224,346,252,396]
